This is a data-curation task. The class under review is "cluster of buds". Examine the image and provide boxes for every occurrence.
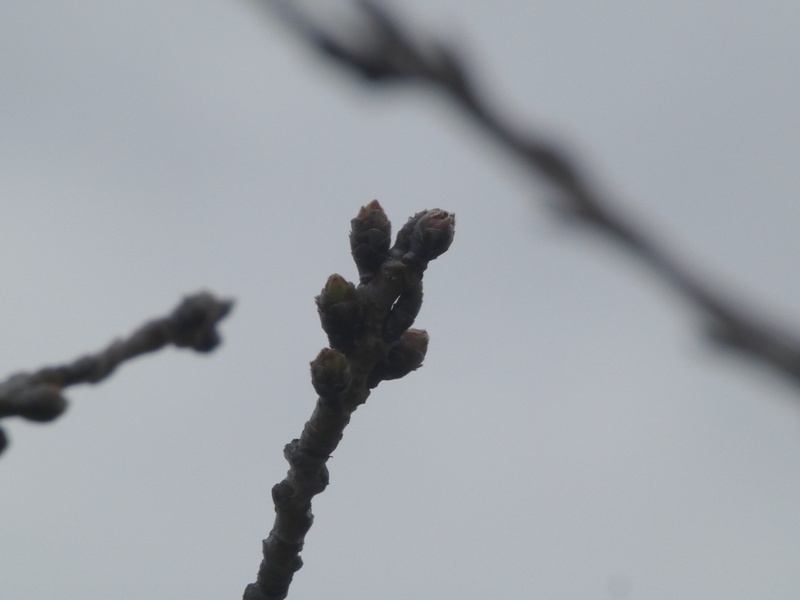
[252,202,453,600]
[311,201,454,411]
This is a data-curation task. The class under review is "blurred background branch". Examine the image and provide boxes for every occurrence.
[0,291,233,455]
[264,0,800,390]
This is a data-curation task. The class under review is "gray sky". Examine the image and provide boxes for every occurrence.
[3,2,800,598]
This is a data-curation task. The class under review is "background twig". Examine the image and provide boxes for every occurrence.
[266,0,800,389]
[0,291,233,455]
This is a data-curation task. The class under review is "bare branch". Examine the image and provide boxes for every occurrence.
[0,292,234,454]
[243,201,454,600]
[265,0,800,389]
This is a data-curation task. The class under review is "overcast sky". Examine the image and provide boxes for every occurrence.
[3,2,800,599]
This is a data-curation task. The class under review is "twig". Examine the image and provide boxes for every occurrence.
[264,0,800,389]
[243,201,454,600]
[0,291,234,454]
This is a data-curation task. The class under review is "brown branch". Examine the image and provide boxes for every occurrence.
[264,0,800,389]
[243,201,454,600]
[0,291,234,455]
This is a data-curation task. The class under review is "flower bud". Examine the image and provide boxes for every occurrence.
[316,275,362,353]
[367,328,429,387]
[392,209,455,271]
[310,348,350,399]
[411,210,455,262]
[354,199,390,231]
[350,200,392,283]
[317,274,357,306]
[398,328,429,363]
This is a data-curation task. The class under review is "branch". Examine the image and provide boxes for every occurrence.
[265,0,800,389]
[243,201,454,600]
[0,292,234,455]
